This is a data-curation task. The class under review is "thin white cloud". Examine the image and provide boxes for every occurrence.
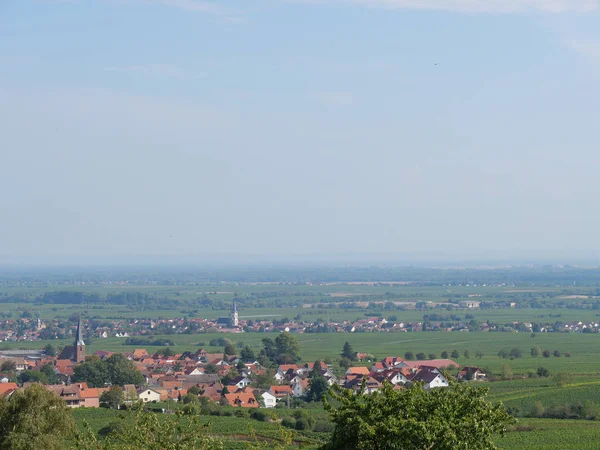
[319,91,355,106]
[104,63,187,78]
[138,0,245,20]
[564,37,600,60]
[141,0,226,14]
[296,0,600,13]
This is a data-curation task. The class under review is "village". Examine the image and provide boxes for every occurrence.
[1,300,599,343]
[0,314,490,411]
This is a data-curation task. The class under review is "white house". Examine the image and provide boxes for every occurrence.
[412,371,449,389]
[292,379,309,398]
[137,388,161,403]
[261,391,277,408]
[229,376,252,390]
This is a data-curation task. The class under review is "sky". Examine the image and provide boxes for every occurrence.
[1,0,600,263]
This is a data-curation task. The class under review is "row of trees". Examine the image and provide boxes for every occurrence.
[498,347,571,359]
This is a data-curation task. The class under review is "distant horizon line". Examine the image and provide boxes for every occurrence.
[0,250,599,268]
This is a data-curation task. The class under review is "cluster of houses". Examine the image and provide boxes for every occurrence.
[4,297,600,344]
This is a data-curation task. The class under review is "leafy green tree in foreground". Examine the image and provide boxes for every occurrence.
[0,384,75,450]
[321,381,514,450]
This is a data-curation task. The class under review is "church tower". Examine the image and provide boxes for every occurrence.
[74,318,86,363]
[230,300,239,327]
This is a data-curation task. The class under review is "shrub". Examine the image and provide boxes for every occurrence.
[542,350,551,358]
[281,417,296,429]
[250,410,270,422]
[234,409,249,418]
[509,348,522,359]
[295,417,310,430]
[314,420,335,433]
[537,367,550,377]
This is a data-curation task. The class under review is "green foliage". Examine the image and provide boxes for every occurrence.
[240,346,255,362]
[531,346,541,357]
[224,343,236,356]
[0,361,16,373]
[322,381,515,450]
[451,350,460,359]
[0,384,75,450]
[100,386,124,409]
[17,369,48,385]
[76,406,223,450]
[74,354,144,388]
[341,341,354,360]
[404,351,414,360]
[308,361,329,402]
[339,357,351,370]
[537,367,550,378]
[260,333,300,365]
[44,344,57,356]
[40,363,60,384]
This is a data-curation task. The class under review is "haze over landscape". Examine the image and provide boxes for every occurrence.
[2,0,600,264]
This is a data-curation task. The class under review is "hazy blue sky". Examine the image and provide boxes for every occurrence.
[1,0,600,262]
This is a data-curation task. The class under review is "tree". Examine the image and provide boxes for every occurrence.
[404,351,415,361]
[73,354,143,387]
[497,350,508,359]
[542,350,551,358]
[0,384,75,450]
[553,373,570,388]
[416,352,426,360]
[463,350,470,359]
[339,357,351,370]
[475,350,484,359]
[188,386,201,396]
[502,365,512,380]
[530,346,541,358]
[531,401,544,418]
[17,370,48,385]
[537,367,550,378]
[43,344,56,357]
[263,333,301,365]
[341,342,354,360]
[100,385,123,409]
[40,364,60,385]
[240,345,255,362]
[451,350,460,359]
[308,361,329,402]
[428,353,437,360]
[322,381,514,450]
[73,359,109,388]
[204,364,218,374]
[441,351,449,359]
[224,343,236,356]
[157,347,175,357]
[553,350,561,357]
[0,361,16,373]
[509,348,522,359]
